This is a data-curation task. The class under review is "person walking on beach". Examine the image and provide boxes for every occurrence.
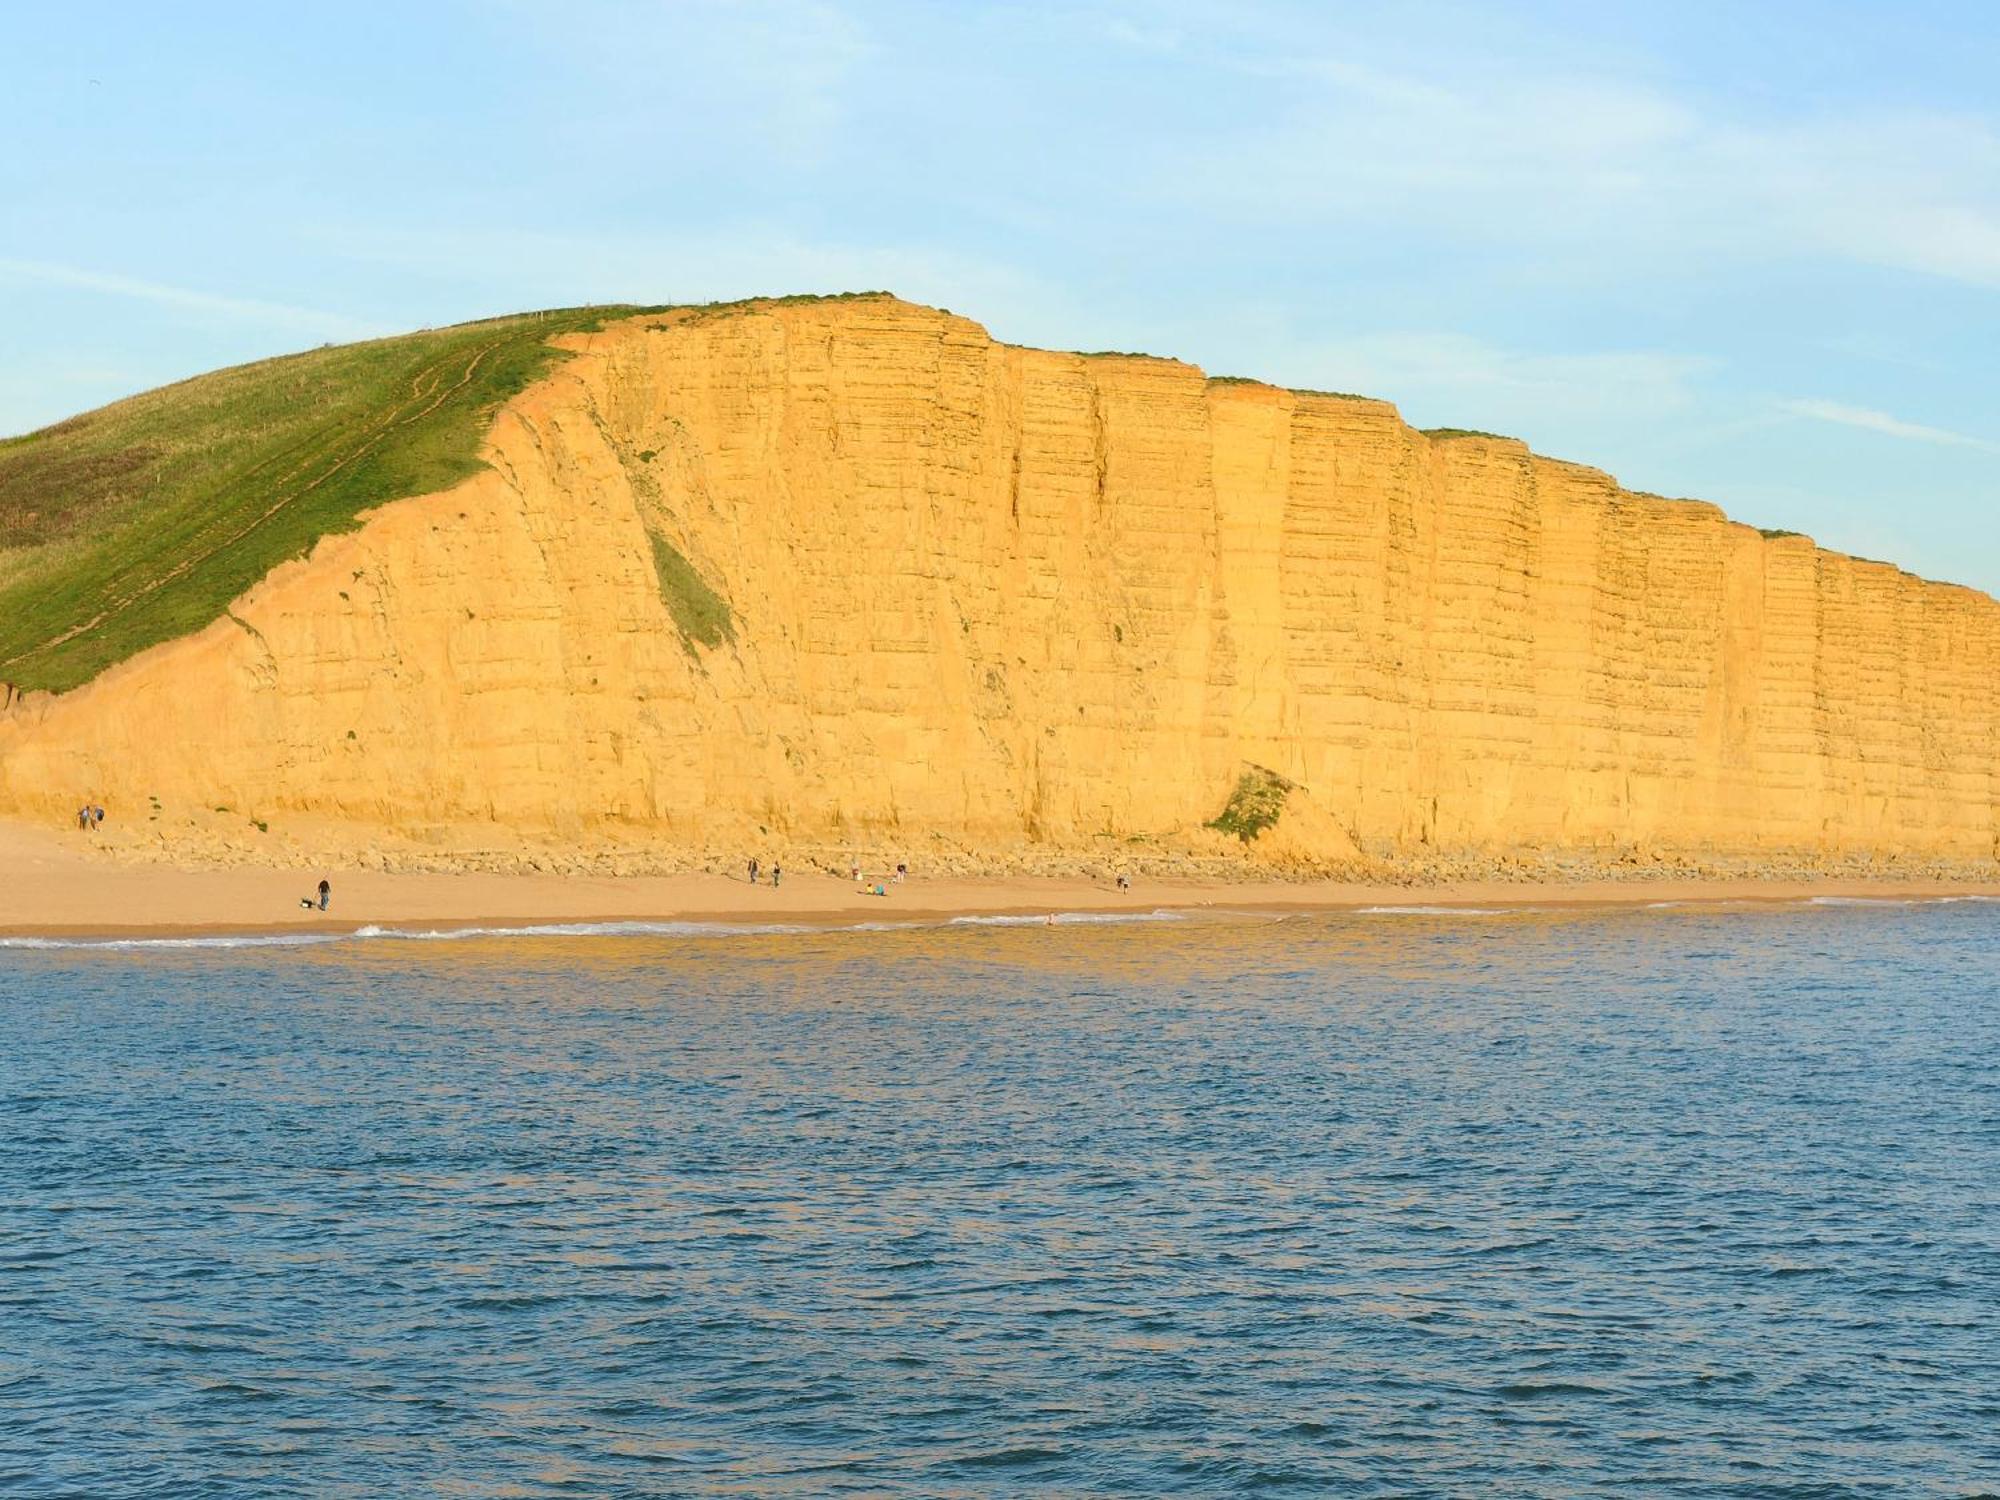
[77,804,90,832]
[747,858,760,886]
[317,878,331,913]
[771,864,782,888]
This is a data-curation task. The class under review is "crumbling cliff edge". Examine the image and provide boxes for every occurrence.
[3,297,1994,877]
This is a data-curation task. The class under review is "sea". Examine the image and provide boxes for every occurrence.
[3,898,1996,1497]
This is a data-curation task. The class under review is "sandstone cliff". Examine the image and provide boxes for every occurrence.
[2,296,1995,870]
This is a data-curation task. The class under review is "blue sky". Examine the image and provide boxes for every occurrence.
[5,0,1996,591]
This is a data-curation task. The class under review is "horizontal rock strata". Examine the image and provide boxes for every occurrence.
[2,297,1995,867]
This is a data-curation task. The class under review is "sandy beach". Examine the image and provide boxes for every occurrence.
[2,817,1994,939]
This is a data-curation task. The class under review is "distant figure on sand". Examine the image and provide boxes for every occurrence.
[92,806,104,829]
[771,864,782,888]
[318,878,331,912]
[895,862,907,883]
[747,858,759,886]
[77,805,90,832]
[1116,874,1131,891]
[850,859,861,882]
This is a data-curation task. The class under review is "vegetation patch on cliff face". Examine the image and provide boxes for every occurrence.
[1422,426,1515,442]
[647,532,734,652]
[1208,765,1296,842]
[0,305,662,695]
[0,291,901,694]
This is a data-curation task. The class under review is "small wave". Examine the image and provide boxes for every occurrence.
[938,1446,1069,1470]
[454,1292,566,1311]
[0,932,340,951]
[363,911,1184,939]
[0,907,1194,951]
[349,920,813,941]
[1357,905,1511,917]
[946,910,1184,927]
[194,1380,282,1403]
[1495,1380,1612,1400]
[1641,900,1766,911]
[1807,894,2000,907]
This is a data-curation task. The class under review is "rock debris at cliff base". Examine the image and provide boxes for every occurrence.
[2,296,1994,872]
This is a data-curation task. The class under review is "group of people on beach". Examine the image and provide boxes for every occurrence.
[74,804,105,832]
[742,857,910,896]
[853,860,907,897]
[844,864,908,900]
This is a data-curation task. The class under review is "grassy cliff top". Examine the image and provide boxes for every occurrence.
[3,292,1953,697]
[0,306,654,694]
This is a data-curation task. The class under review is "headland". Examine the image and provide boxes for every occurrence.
[3,295,1995,889]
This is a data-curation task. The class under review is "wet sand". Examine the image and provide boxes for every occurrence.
[4,818,1996,939]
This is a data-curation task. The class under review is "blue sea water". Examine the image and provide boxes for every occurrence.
[2,900,1997,1497]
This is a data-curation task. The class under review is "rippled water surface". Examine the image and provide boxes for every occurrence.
[4,902,1998,1496]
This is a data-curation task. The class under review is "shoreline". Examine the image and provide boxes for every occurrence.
[3,821,1995,941]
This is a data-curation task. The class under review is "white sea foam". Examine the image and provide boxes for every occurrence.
[1808,894,2000,908]
[1640,894,2000,914]
[946,910,1185,927]
[0,911,1197,952]
[1356,905,1512,917]
[348,920,815,941]
[366,910,1184,939]
[0,933,341,951]
[1643,899,1783,912]
[8,891,1984,952]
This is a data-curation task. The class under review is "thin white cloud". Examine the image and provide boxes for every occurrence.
[1781,398,1998,452]
[1100,17,1185,53]
[483,0,870,165]
[1279,330,1710,427]
[0,259,379,339]
[1164,42,2000,288]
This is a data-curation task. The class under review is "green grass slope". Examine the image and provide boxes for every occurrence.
[0,306,651,694]
[3,290,1913,697]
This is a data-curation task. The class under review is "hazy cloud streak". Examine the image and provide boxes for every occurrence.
[0,259,380,339]
[1161,42,2000,288]
[1781,398,1998,452]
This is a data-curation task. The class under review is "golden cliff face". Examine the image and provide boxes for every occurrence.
[2,297,1995,866]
